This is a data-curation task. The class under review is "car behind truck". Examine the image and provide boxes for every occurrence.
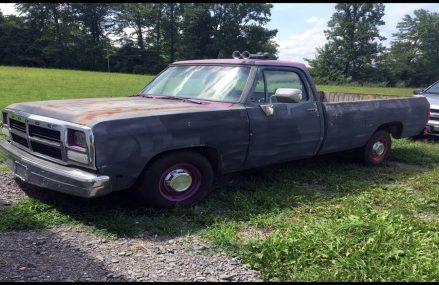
[0,54,430,207]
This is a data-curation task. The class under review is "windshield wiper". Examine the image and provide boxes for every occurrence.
[141,94,206,104]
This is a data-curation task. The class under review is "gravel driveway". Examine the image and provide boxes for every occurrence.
[0,172,262,282]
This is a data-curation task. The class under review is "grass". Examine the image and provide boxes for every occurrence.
[0,66,154,110]
[0,66,438,281]
[316,85,414,96]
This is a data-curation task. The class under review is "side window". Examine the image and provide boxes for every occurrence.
[264,70,308,102]
[250,71,266,103]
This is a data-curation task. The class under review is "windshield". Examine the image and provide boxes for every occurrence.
[140,65,250,102]
[425,81,439,95]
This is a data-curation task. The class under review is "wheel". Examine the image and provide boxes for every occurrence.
[133,151,214,208]
[361,130,391,165]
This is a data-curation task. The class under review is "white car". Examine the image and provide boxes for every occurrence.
[415,80,439,137]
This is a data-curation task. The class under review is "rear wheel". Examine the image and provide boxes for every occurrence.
[133,151,214,208]
[361,130,391,165]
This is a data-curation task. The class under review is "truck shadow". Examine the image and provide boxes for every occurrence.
[16,150,422,238]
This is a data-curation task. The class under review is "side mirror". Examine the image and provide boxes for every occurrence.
[260,88,303,117]
[272,88,302,103]
[413,88,424,95]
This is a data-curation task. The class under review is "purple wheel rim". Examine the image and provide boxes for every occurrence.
[158,163,202,202]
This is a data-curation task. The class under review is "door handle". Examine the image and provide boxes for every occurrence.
[305,104,319,117]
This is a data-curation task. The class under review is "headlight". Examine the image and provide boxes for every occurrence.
[67,129,87,149]
[67,129,89,164]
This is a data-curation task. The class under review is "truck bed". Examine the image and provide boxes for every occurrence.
[317,92,429,155]
[318,91,406,102]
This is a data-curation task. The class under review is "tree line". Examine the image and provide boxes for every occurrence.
[0,3,278,74]
[307,3,439,87]
[1,3,437,87]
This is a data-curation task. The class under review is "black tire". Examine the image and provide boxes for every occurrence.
[132,151,214,208]
[361,130,391,165]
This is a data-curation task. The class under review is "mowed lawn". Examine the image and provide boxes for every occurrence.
[0,66,438,281]
[0,66,154,110]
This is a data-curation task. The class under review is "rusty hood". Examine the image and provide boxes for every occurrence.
[6,97,234,127]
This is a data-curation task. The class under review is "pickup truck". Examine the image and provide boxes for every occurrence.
[0,57,430,207]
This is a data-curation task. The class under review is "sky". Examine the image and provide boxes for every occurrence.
[1,3,439,66]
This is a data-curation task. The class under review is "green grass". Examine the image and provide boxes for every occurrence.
[0,66,438,281]
[316,84,414,96]
[0,66,154,110]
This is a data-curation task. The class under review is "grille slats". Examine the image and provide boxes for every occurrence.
[29,125,61,143]
[31,142,62,160]
[8,116,63,161]
[9,119,26,133]
[11,133,29,148]
[429,109,439,121]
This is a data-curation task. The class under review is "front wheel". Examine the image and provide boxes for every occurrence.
[133,151,214,208]
[361,130,391,165]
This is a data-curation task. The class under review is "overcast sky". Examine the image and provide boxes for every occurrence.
[1,3,439,65]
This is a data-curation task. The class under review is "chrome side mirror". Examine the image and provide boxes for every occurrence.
[259,88,302,117]
[273,88,302,103]
[413,88,424,95]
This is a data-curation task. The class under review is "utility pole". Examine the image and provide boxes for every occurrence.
[104,24,112,73]
[106,39,110,73]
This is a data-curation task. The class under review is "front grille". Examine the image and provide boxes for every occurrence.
[7,114,64,162]
[29,125,61,143]
[11,133,28,148]
[430,109,439,121]
[9,119,26,133]
[31,141,62,159]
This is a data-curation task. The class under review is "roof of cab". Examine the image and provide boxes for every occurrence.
[172,59,307,70]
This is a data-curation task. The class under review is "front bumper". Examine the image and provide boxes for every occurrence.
[0,139,112,198]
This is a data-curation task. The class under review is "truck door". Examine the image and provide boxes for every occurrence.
[244,67,322,167]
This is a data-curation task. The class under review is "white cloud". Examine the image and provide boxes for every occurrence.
[306,16,326,26]
[0,3,17,15]
[275,22,327,66]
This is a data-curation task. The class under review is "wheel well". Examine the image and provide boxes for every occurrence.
[376,122,403,138]
[144,146,220,174]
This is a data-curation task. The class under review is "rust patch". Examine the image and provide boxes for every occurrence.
[74,105,208,125]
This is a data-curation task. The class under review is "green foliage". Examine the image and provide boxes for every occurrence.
[309,5,439,88]
[0,3,278,74]
[308,4,386,83]
[387,9,439,87]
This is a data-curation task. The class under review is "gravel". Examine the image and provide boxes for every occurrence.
[0,172,262,282]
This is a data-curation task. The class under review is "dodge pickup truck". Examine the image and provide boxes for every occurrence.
[0,54,430,207]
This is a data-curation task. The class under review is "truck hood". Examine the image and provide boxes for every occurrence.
[6,97,234,127]
[423,93,439,110]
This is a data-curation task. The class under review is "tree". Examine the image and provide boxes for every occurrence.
[387,9,439,87]
[15,3,78,68]
[0,13,45,66]
[208,3,276,58]
[308,3,386,83]
[112,3,154,50]
[178,3,212,59]
[0,2,278,74]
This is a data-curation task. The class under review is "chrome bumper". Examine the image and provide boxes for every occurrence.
[0,139,112,198]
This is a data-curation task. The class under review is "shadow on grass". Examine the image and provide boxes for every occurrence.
[9,150,421,238]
